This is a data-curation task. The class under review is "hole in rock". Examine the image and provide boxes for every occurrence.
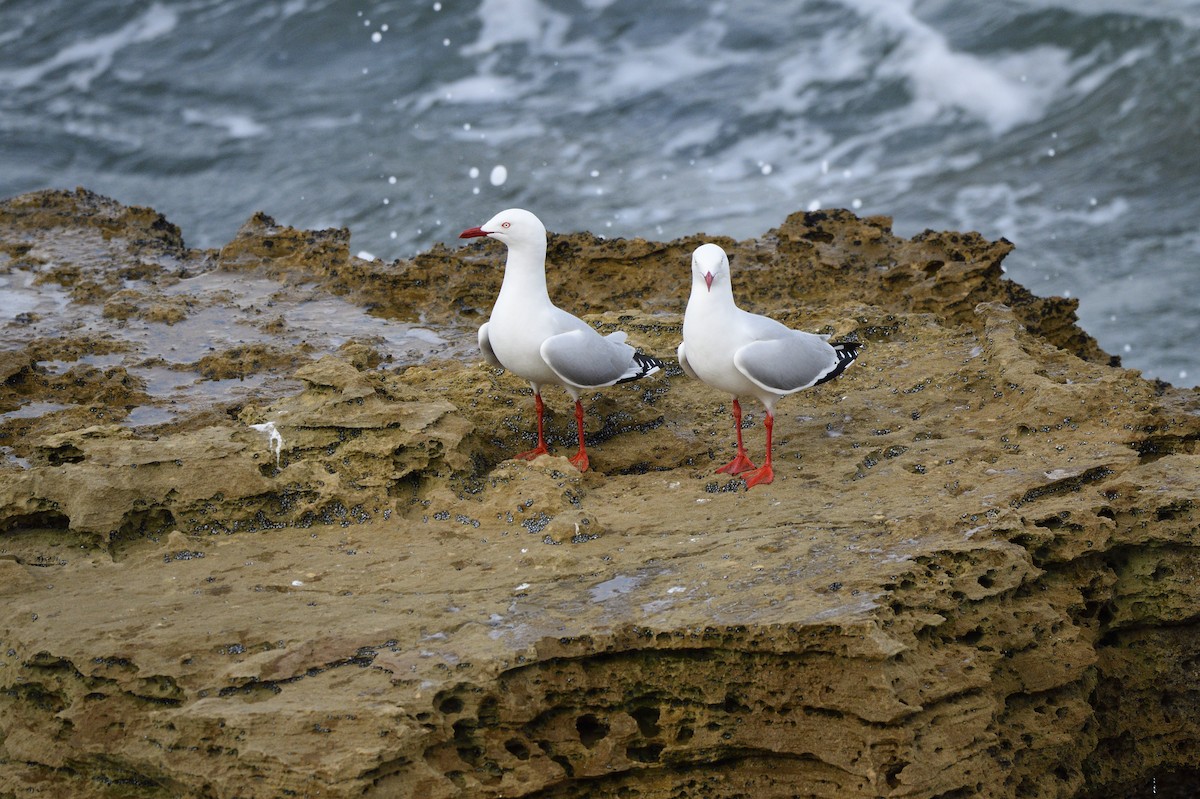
[882,759,908,788]
[0,511,71,535]
[111,506,176,557]
[722,693,748,714]
[45,444,84,466]
[630,706,661,738]
[478,695,499,726]
[504,738,530,760]
[1156,502,1192,521]
[576,714,609,748]
[1035,514,1067,530]
[627,743,664,763]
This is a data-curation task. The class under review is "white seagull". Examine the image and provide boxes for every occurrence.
[460,208,663,471]
[678,243,861,488]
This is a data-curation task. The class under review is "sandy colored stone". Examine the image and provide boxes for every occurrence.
[0,189,1197,798]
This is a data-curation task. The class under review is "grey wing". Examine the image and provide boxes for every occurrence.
[733,332,839,394]
[541,328,635,388]
[676,341,699,380]
[478,323,502,367]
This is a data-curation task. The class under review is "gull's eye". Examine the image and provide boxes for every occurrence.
[501,221,511,229]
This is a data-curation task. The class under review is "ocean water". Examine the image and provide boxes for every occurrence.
[1,0,1197,385]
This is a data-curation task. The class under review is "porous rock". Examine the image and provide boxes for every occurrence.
[0,189,1197,798]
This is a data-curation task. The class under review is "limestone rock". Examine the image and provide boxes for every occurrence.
[0,189,1197,799]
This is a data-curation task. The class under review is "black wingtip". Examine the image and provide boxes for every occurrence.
[617,352,665,383]
[814,341,863,387]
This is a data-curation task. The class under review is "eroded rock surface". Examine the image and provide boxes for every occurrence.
[1,189,1197,798]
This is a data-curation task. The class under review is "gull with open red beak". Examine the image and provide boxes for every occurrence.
[460,208,663,471]
[678,243,861,488]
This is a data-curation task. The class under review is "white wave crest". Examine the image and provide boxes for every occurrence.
[838,0,1070,133]
[0,4,178,92]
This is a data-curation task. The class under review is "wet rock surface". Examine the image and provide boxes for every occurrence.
[1,189,1197,798]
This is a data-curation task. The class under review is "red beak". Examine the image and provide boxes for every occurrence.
[459,226,488,239]
[704,272,714,291]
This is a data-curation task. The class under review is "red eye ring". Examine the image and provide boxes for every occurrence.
[501,221,511,228]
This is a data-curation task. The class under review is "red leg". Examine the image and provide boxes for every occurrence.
[743,412,775,488]
[568,400,589,472]
[514,392,550,460]
[716,398,756,475]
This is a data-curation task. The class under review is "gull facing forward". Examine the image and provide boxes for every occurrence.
[460,209,662,471]
[678,243,861,488]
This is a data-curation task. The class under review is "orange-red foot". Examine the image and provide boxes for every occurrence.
[716,452,756,475]
[568,450,590,472]
[514,445,550,461]
[742,463,774,488]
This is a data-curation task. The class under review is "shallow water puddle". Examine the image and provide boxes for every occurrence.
[590,573,642,602]
[4,262,467,432]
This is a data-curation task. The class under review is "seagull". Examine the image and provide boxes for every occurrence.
[459,208,663,471]
[678,243,861,488]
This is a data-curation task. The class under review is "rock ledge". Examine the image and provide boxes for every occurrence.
[1,189,1197,798]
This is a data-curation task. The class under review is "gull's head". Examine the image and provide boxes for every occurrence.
[459,208,547,250]
[691,242,729,293]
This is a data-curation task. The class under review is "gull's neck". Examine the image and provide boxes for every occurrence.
[496,240,550,306]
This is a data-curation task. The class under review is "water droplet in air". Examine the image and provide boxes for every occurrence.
[490,165,508,186]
